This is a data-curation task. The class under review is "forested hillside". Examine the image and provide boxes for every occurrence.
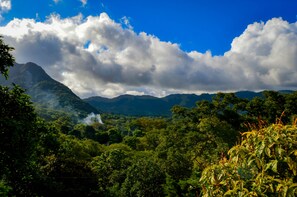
[0,62,99,120]
[1,37,297,196]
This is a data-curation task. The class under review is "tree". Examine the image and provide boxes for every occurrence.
[161,148,193,196]
[246,96,265,122]
[0,36,47,195]
[211,93,247,129]
[198,117,238,147]
[0,36,15,79]
[263,91,286,123]
[121,158,166,196]
[38,134,102,196]
[200,124,297,196]
[0,85,47,195]
[284,92,297,122]
[108,128,122,144]
[91,149,131,195]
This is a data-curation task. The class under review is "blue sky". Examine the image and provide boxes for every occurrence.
[0,0,297,97]
[2,0,297,55]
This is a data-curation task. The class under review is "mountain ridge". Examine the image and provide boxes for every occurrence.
[83,91,271,116]
[0,62,99,119]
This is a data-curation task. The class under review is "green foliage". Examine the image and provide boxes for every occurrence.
[121,157,166,196]
[200,124,297,196]
[91,148,131,195]
[0,36,15,79]
[38,133,104,196]
[0,179,11,196]
[108,128,123,144]
[198,117,238,147]
[123,135,139,149]
[0,85,48,195]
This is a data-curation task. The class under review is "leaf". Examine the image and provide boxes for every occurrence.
[265,147,271,157]
[271,160,278,173]
[255,158,262,169]
[276,184,283,192]
[273,178,282,184]
[248,159,255,166]
[269,184,274,193]
[211,175,216,184]
[289,183,297,189]
[257,141,265,157]
[224,189,235,196]
[283,186,288,197]
[265,162,272,171]
[276,147,285,158]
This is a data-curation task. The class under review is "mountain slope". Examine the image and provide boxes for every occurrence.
[0,62,98,118]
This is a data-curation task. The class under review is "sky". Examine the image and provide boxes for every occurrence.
[0,0,297,98]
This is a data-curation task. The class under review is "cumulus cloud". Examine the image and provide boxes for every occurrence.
[0,0,11,11]
[0,13,296,98]
[0,0,11,19]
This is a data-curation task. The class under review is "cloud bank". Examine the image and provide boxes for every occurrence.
[0,13,296,97]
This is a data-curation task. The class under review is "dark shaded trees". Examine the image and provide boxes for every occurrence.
[0,36,49,195]
[0,36,14,79]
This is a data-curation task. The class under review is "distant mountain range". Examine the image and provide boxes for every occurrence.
[83,91,266,116]
[84,89,295,116]
[0,62,98,119]
[0,62,294,117]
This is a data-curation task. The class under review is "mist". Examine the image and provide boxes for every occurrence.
[82,113,104,125]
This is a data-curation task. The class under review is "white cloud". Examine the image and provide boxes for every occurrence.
[0,0,11,19]
[80,0,87,6]
[0,0,11,11]
[0,13,297,98]
[120,16,133,29]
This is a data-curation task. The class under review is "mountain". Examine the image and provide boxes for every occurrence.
[85,95,172,116]
[85,90,295,117]
[0,62,99,119]
[83,91,262,117]
[84,94,214,117]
